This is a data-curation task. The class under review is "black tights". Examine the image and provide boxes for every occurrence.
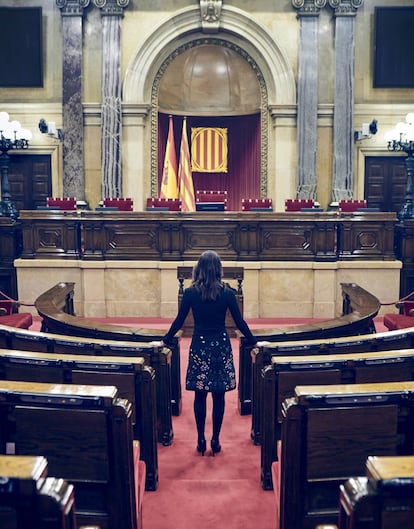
[193,390,225,442]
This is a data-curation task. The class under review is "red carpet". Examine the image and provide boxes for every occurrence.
[142,337,276,529]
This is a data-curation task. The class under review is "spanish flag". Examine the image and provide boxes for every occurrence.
[178,118,195,212]
[160,116,178,199]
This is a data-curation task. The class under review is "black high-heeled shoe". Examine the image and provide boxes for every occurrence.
[210,439,221,456]
[197,439,206,456]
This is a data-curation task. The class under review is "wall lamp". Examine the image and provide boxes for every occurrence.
[38,118,63,141]
[354,119,378,142]
[385,112,414,220]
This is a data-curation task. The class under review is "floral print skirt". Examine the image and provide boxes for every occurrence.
[186,331,236,392]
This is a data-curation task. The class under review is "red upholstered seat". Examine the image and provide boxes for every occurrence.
[284,199,314,211]
[241,198,273,211]
[133,440,146,529]
[0,312,33,329]
[103,197,133,211]
[146,198,181,211]
[383,314,414,331]
[196,190,228,210]
[46,197,77,210]
[338,199,367,212]
[384,301,414,330]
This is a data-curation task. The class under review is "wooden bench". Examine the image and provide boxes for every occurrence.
[250,325,414,445]
[177,266,244,337]
[0,380,143,529]
[238,282,381,414]
[34,281,182,416]
[274,381,414,529]
[339,455,414,529]
[0,323,173,447]
[260,348,414,490]
[0,455,80,529]
[0,348,158,491]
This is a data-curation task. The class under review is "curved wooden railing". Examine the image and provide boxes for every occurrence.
[36,282,380,420]
[238,282,381,414]
[34,282,181,417]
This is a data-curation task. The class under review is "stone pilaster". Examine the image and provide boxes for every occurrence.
[329,0,363,201]
[94,0,129,199]
[292,0,326,200]
[56,0,90,200]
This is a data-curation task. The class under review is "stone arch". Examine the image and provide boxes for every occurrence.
[123,5,296,106]
[122,4,296,203]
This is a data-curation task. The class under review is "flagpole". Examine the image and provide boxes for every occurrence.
[160,115,178,199]
[179,117,195,212]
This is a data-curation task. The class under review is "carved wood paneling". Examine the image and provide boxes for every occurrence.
[18,210,397,262]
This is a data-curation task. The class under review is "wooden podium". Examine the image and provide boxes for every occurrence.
[177,266,244,337]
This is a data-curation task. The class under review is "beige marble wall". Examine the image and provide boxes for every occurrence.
[0,1,413,212]
[15,258,401,320]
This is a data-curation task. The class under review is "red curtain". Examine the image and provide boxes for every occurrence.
[158,113,261,211]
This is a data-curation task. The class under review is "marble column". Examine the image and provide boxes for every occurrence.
[329,0,363,202]
[292,0,326,200]
[56,0,90,201]
[94,0,129,199]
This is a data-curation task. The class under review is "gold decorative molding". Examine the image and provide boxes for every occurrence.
[150,39,268,198]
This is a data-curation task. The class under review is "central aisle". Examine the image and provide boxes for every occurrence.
[142,337,276,529]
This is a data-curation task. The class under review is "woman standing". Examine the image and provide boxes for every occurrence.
[158,250,264,456]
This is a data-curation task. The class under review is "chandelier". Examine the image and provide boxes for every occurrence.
[385,113,414,221]
[0,112,32,220]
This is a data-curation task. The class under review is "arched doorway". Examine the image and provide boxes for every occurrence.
[155,42,263,211]
[122,4,296,211]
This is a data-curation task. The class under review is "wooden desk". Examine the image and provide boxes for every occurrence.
[243,282,380,419]
[339,456,414,529]
[0,455,78,529]
[0,381,139,529]
[0,323,173,448]
[34,281,182,417]
[18,210,396,262]
[261,347,414,491]
[0,349,158,491]
[277,382,414,529]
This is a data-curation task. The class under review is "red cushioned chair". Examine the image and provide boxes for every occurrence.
[103,197,134,211]
[383,301,414,331]
[146,198,181,211]
[338,199,367,212]
[0,298,32,329]
[284,199,314,211]
[241,198,273,211]
[196,190,228,210]
[46,197,77,210]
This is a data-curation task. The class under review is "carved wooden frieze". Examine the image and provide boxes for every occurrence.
[18,211,397,262]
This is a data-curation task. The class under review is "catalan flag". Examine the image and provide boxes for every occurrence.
[191,127,228,173]
[178,118,195,212]
[160,115,178,199]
